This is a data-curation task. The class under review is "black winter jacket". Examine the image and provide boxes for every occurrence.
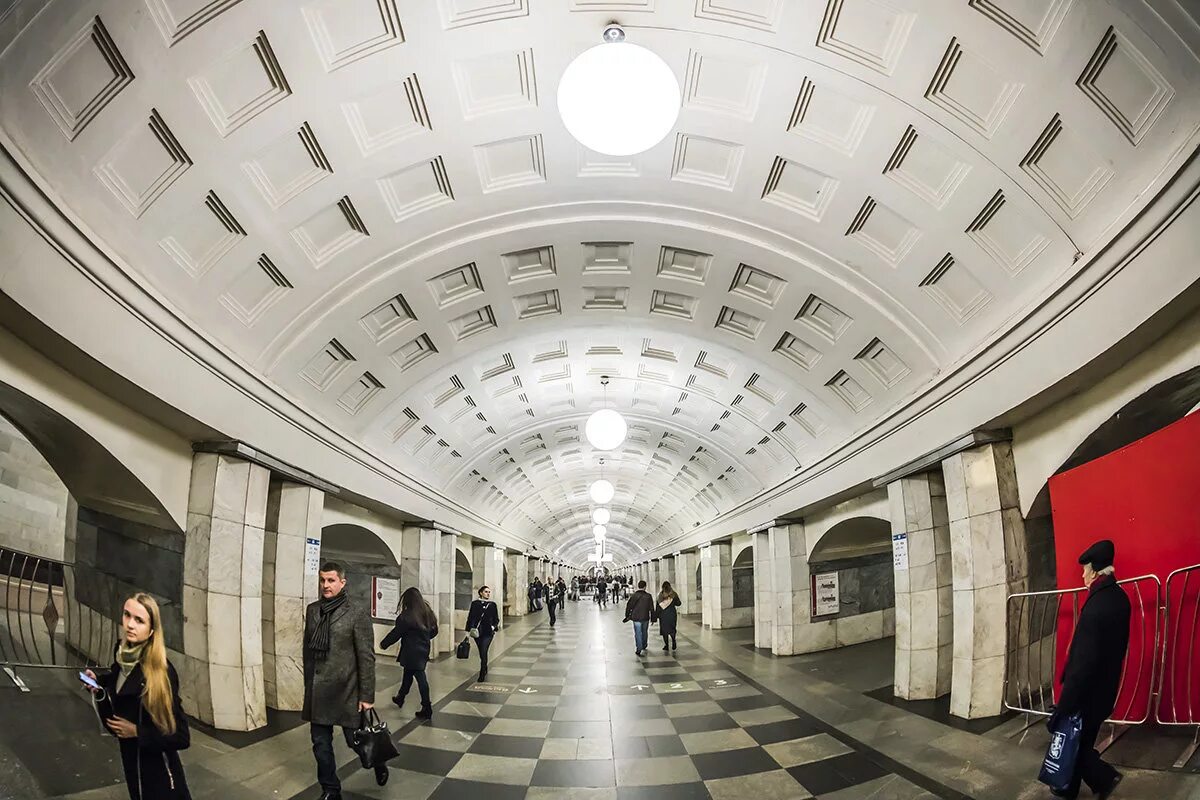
[624,590,654,622]
[1058,574,1131,723]
[380,614,439,670]
[98,654,191,800]
[466,599,500,638]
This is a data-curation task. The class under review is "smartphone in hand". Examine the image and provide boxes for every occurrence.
[79,671,101,691]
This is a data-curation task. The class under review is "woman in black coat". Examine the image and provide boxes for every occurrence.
[83,593,191,800]
[381,587,439,719]
[652,581,682,652]
[466,585,501,682]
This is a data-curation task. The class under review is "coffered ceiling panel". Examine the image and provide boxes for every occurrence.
[2,0,1197,562]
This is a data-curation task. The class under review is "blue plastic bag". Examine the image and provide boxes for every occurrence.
[1038,712,1083,792]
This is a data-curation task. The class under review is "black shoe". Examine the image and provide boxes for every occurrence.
[1097,773,1123,799]
[391,694,404,709]
[672,642,677,650]
[375,765,389,786]
[318,792,342,800]
[415,706,433,719]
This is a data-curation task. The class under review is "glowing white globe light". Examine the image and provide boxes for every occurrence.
[589,479,615,505]
[592,508,611,525]
[593,524,607,538]
[585,408,627,450]
[557,37,681,157]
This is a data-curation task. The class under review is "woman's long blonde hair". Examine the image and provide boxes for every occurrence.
[128,593,176,735]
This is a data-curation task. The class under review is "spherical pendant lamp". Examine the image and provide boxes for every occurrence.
[585,408,627,451]
[557,25,681,157]
[589,478,615,505]
[592,507,611,525]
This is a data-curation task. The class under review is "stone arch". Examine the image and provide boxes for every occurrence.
[1022,365,1200,591]
[806,515,896,641]
[809,516,892,563]
[319,523,400,617]
[731,546,754,611]
[455,548,473,613]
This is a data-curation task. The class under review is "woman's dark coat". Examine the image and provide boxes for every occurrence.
[98,653,191,800]
[466,599,500,638]
[1057,574,1131,723]
[302,595,376,729]
[380,614,439,670]
[652,593,682,635]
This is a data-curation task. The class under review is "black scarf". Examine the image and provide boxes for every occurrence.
[308,590,347,658]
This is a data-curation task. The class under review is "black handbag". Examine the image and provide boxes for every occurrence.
[456,637,471,659]
[351,708,398,769]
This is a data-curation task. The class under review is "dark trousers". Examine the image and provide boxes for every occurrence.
[477,635,493,679]
[662,631,676,649]
[1061,716,1119,797]
[548,598,557,626]
[396,667,431,709]
[310,723,353,793]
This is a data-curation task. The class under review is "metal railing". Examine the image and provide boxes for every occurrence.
[1004,574,1163,725]
[1157,565,1200,765]
[0,545,115,671]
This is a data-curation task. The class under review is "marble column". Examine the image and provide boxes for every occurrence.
[647,559,659,593]
[660,555,676,595]
[505,551,528,617]
[474,543,504,622]
[942,442,1029,719]
[767,521,835,655]
[701,542,734,629]
[674,551,698,614]
[751,530,773,650]
[888,471,953,701]
[400,524,439,651]
[182,453,269,730]
[262,480,324,711]
[435,532,456,655]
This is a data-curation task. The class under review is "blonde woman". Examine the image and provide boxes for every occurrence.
[83,593,191,799]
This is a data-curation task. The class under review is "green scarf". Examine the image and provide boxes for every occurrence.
[117,640,148,677]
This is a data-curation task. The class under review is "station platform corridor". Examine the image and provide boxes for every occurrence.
[1,600,1198,800]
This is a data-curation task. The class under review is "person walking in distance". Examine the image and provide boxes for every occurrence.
[556,577,568,617]
[596,576,608,608]
[611,578,620,606]
[623,580,654,656]
[380,587,438,720]
[546,578,559,627]
[1048,540,1130,799]
[303,562,382,798]
[653,581,682,652]
[82,593,191,800]
[466,585,501,682]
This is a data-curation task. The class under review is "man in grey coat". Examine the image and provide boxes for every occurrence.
[303,562,380,800]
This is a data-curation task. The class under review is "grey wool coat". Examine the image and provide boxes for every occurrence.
[302,596,376,728]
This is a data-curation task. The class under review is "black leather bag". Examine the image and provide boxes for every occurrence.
[351,708,398,769]
[456,637,471,659]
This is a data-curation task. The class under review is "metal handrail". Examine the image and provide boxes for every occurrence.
[1004,573,1163,725]
[0,544,114,669]
[1157,564,1200,726]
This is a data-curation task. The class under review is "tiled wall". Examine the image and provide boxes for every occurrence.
[0,415,70,560]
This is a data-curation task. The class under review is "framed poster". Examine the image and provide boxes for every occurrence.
[304,537,321,575]
[372,577,400,619]
[812,572,840,617]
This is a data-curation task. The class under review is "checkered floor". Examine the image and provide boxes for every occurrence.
[316,602,964,799]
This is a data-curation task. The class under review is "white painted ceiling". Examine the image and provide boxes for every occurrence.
[2,0,1198,564]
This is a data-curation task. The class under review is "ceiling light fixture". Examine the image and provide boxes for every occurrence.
[592,508,611,525]
[590,478,615,505]
[586,376,627,450]
[593,524,607,538]
[557,23,681,156]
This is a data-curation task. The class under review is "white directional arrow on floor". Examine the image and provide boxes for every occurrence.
[517,687,538,694]
[631,684,649,691]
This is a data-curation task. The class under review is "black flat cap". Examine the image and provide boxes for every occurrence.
[1078,539,1115,570]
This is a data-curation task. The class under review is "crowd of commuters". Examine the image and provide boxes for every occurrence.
[74,541,1132,799]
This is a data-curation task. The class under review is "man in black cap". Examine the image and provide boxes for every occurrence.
[1047,539,1129,798]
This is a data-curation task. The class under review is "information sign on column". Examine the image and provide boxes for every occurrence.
[304,537,322,575]
[892,532,909,570]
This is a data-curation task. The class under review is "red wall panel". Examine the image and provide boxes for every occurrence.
[1049,410,1200,720]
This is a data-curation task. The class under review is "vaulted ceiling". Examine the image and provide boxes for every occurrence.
[2,0,1197,564]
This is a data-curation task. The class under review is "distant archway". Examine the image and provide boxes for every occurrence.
[320,523,399,618]
[731,547,754,609]
[455,549,473,611]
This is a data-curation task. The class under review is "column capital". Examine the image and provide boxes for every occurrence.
[872,428,1011,488]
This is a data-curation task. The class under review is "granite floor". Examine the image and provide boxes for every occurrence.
[4,601,1200,799]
